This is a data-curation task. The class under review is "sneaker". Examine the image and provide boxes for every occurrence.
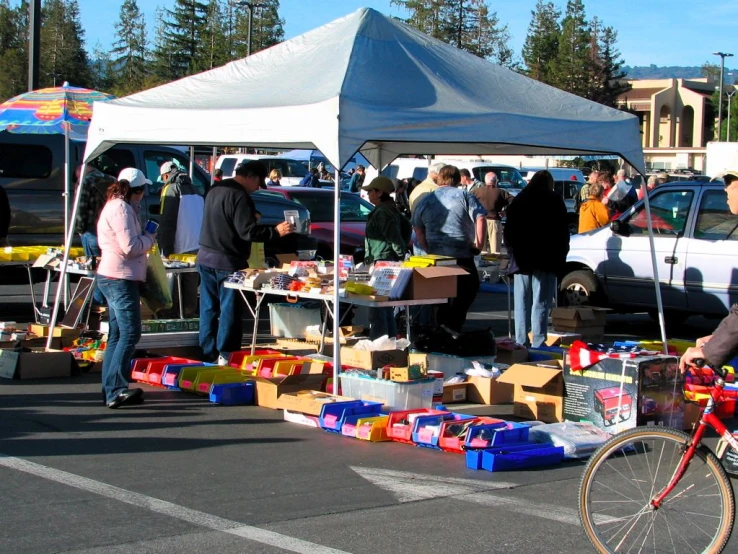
[217,355,229,366]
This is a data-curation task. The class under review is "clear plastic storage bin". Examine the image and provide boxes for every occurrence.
[269,302,322,339]
[339,374,436,411]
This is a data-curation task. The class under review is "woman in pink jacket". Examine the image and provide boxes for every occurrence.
[97,168,155,408]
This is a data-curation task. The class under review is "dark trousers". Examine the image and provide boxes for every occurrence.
[198,264,243,361]
[436,257,479,331]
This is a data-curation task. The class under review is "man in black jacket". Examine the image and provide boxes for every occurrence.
[197,161,295,363]
[681,170,738,372]
[504,170,569,348]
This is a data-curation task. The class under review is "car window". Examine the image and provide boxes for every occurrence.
[694,189,738,240]
[219,157,237,177]
[91,147,136,178]
[625,190,694,236]
[554,180,582,200]
[286,191,373,222]
[472,166,526,189]
[0,143,52,178]
[143,151,207,195]
[382,165,399,180]
[270,159,308,178]
[412,167,428,181]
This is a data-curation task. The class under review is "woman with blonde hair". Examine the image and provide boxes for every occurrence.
[265,168,281,188]
[578,182,610,233]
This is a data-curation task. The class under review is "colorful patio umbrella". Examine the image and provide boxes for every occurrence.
[0,82,115,243]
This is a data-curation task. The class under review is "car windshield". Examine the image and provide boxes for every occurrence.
[270,159,308,178]
[472,166,527,189]
[285,191,373,222]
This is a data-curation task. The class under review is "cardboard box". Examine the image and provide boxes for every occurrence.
[495,347,528,365]
[305,325,365,346]
[562,354,683,434]
[403,266,467,300]
[28,324,82,339]
[551,307,608,340]
[252,362,328,409]
[0,348,73,379]
[529,331,582,347]
[276,390,355,416]
[497,360,565,423]
[340,346,408,370]
[466,375,514,405]
[389,364,426,382]
[441,382,468,403]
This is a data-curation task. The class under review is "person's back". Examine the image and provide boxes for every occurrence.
[414,186,483,258]
[578,183,610,233]
[159,169,204,257]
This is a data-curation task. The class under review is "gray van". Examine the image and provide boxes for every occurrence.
[0,132,315,257]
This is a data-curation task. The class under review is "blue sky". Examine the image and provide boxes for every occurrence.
[14,0,738,68]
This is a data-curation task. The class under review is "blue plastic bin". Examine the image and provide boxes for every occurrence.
[412,412,475,449]
[481,443,565,472]
[464,421,528,450]
[319,400,383,433]
[162,362,215,391]
[209,382,255,405]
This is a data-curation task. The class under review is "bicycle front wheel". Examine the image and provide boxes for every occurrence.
[579,427,735,553]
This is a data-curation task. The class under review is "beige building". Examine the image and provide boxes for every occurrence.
[616,78,718,172]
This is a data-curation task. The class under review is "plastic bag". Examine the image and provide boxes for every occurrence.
[140,244,173,314]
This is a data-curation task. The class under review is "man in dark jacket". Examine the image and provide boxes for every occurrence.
[197,161,295,363]
[503,170,569,348]
[681,169,738,372]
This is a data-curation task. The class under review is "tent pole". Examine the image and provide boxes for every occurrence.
[639,173,669,354]
[189,146,195,178]
[46,171,84,350]
[211,147,217,186]
[332,167,341,393]
[63,125,71,307]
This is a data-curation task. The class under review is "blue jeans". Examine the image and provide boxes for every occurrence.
[369,307,397,340]
[198,264,243,361]
[81,232,105,305]
[513,271,556,348]
[97,276,141,402]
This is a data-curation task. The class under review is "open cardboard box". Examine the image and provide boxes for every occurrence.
[0,348,74,379]
[466,374,514,405]
[28,324,82,339]
[497,359,564,423]
[276,390,356,416]
[305,325,365,346]
[252,361,328,409]
[551,307,609,340]
[402,266,467,300]
[340,346,408,370]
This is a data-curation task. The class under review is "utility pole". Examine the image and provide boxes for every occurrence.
[27,0,41,91]
[713,51,734,140]
[233,1,266,57]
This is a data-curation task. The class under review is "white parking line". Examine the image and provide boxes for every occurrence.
[0,453,350,554]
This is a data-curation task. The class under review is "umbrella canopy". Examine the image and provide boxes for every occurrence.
[0,82,114,142]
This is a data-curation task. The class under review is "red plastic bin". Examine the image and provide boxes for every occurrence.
[438,417,505,453]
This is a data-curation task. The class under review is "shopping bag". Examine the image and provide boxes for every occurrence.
[140,244,173,314]
[248,242,265,269]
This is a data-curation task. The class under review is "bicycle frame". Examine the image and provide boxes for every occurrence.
[652,376,737,508]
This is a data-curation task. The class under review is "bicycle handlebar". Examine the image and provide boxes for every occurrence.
[691,358,728,380]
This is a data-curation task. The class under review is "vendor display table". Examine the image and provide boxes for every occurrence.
[224,282,448,355]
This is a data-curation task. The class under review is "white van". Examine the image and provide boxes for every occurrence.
[521,167,584,184]
[215,154,310,186]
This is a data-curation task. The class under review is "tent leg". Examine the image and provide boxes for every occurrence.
[189,146,195,178]
[332,167,341,394]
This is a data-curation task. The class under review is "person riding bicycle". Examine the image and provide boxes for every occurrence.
[680,169,738,373]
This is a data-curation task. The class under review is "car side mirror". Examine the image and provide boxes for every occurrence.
[610,219,630,237]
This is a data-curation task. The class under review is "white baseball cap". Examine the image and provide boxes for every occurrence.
[117,167,152,189]
[160,161,177,176]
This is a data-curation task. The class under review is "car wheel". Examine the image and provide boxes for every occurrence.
[560,270,599,307]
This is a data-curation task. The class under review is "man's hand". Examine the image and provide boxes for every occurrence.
[696,335,713,348]
[679,346,705,374]
[275,221,296,237]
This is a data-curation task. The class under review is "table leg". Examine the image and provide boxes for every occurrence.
[176,272,184,319]
[250,293,265,355]
[26,265,39,323]
[405,305,411,341]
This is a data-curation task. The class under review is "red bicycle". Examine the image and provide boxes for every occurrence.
[579,360,737,553]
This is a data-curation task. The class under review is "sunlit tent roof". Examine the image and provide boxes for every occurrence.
[84,8,644,174]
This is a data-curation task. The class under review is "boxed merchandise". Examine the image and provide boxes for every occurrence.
[275,390,356,416]
[252,362,328,409]
[402,266,467,300]
[28,324,82,339]
[562,354,683,434]
[551,307,608,341]
[304,325,364,346]
[341,346,407,370]
[529,331,582,347]
[466,374,514,405]
[389,364,426,382]
[441,382,468,403]
[496,360,564,423]
[0,348,74,379]
[269,303,322,339]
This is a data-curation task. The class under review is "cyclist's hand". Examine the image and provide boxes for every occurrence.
[696,334,713,348]
[680,346,705,374]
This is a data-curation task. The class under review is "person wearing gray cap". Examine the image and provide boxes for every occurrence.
[362,176,411,339]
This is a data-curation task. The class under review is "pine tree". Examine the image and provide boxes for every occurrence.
[110,0,147,94]
[232,0,285,59]
[521,0,560,84]
[162,0,209,78]
[40,0,91,88]
[390,0,444,40]
[199,0,228,70]
[88,43,114,92]
[0,0,28,100]
[149,7,176,84]
[554,0,590,97]
[589,24,630,107]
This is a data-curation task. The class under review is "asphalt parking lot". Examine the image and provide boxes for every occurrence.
[0,284,735,553]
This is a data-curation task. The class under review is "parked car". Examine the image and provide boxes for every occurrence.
[254,186,374,259]
[521,167,585,184]
[560,181,736,322]
[0,132,315,260]
[215,154,334,187]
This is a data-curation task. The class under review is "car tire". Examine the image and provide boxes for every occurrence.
[560,270,600,307]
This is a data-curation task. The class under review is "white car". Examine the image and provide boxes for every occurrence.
[561,181,736,322]
[215,155,312,186]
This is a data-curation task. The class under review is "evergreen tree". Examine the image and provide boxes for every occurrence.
[40,0,91,88]
[232,0,285,58]
[200,0,228,70]
[162,0,209,78]
[390,0,444,40]
[554,0,590,97]
[110,0,147,95]
[149,7,176,84]
[521,0,560,84]
[0,0,28,100]
[589,23,630,107]
[88,42,114,92]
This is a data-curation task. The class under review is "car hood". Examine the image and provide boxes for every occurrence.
[567,225,613,266]
[311,222,365,245]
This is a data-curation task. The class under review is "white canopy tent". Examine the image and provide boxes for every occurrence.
[48,8,662,374]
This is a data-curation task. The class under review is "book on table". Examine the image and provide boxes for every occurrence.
[406,254,457,266]
[368,266,413,300]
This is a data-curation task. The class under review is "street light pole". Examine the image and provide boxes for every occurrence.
[713,51,734,140]
[728,90,737,142]
[233,1,266,57]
